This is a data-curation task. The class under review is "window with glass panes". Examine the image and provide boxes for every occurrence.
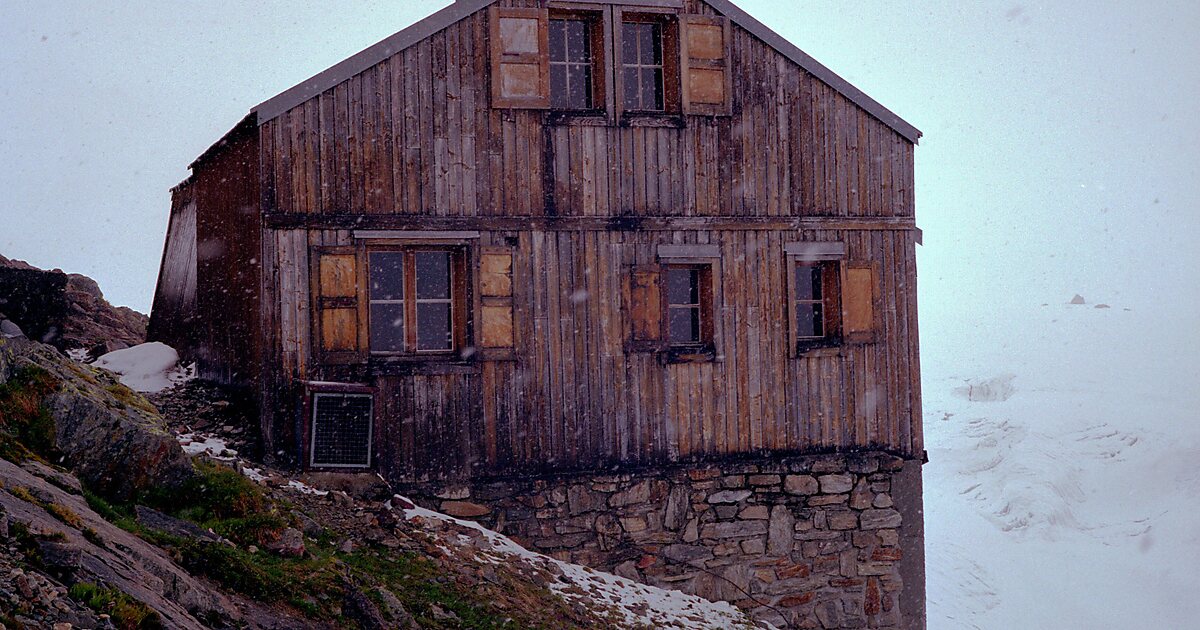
[549,18,594,109]
[666,266,709,345]
[368,249,459,354]
[622,21,664,111]
[794,262,839,342]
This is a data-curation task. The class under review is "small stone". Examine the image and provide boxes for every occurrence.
[748,474,780,486]
[740,538,766,554]
[267,527,306,558]
[850,479,873,510]
[808,493,849,507]
[860,509,903,530]
[873,493,894,508]
[434,485,471,500]
[767,505,794,556]
[339,539,356,554]
[663,544,713,565]
[620,516,647,533]
[871,547,903,562]
[877,529,900,547]
[739,505,769,520]
[707,489,752,504]
[687,468,721,481]
[818,474,854,494]
[721,475,746,488]
[777,563,810,579]
[777,591,815,608]
[440,500,490,518]
[567,485,604,515]
[828,511,859,530]
[784,475,819,495]
[811,456,847,473]
[701,520,768,539]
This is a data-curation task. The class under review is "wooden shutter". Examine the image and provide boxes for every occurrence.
[490,7,550,109]
[626,265,663,351]
[844,265,878,341]
[480,248,515,350]
[680,16,731,115]
[313,249,366,364]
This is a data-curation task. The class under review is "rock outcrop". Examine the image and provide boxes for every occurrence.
[0,254,147,356]
[0,335,193,500]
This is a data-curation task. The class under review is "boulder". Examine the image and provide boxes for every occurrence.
[266,527,306,558]
[0,336,193,500]
[135,505,222,543]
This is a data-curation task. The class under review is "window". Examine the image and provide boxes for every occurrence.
[665,265,712,347]
[622,21,665,111]
[310,392,373,468]
[794,263,835,339]
[791,261,842,350]
[549,18,595,109]
[368,248,464,355]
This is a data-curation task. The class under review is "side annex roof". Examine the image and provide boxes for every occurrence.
[250,0,921,143]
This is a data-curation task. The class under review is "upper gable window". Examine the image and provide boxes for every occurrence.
[622,21,665,112]
[549,18,596,110]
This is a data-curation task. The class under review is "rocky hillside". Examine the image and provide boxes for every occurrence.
[1,333,765,629]
[0,255,147,357]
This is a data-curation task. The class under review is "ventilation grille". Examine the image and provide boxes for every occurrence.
[310,393,373,468]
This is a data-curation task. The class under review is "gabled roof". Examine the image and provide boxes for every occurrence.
[251,0,921,143]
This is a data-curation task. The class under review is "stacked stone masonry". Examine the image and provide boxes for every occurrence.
[400,452,924,629]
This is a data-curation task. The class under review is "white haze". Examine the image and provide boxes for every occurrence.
[2,2,1198,626]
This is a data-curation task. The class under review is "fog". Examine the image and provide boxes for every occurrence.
[1,2,1197,624]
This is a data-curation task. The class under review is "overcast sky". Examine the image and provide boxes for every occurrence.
[2,0,1197,342]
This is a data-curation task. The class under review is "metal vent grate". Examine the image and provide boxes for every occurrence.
[310,393,373,468]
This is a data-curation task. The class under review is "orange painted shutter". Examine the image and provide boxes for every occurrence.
[314,249,366,363]
[480,248,515,349]
[844,265,877,340]
[627,265,663,351]
[680,16,731,116]
[490,7,550,109]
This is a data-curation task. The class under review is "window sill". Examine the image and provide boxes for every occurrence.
[795,337,844,358]
[661,344,717,364]
[367,355,480,376]
[621,112,684,128]
[547,110,609,126]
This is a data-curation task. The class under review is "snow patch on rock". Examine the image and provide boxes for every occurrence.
[92,342,194,393]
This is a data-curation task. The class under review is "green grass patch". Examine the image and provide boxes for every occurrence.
[68,582,162,630]
[103,382,158,415]
[0,365,59,462]
[46,501,83,528]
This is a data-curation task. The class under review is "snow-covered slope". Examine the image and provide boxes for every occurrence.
[923,297,1200,628]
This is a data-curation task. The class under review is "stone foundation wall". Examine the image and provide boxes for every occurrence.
[399,452,925,629]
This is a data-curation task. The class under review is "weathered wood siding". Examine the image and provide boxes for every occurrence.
[192,124,263,385]
[148,181,198,356]
[266,225,921,480]
[257,0,914,223]
[255,0,922,480]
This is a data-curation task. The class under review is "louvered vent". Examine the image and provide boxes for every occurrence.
[310,393,373,468]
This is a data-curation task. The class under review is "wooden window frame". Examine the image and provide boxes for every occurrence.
[615,8,682,122]
[789,260,843,354]
[785,242,847,357]
[366,245,471,359]
[547,10,608,114]
[662,262,715,362]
